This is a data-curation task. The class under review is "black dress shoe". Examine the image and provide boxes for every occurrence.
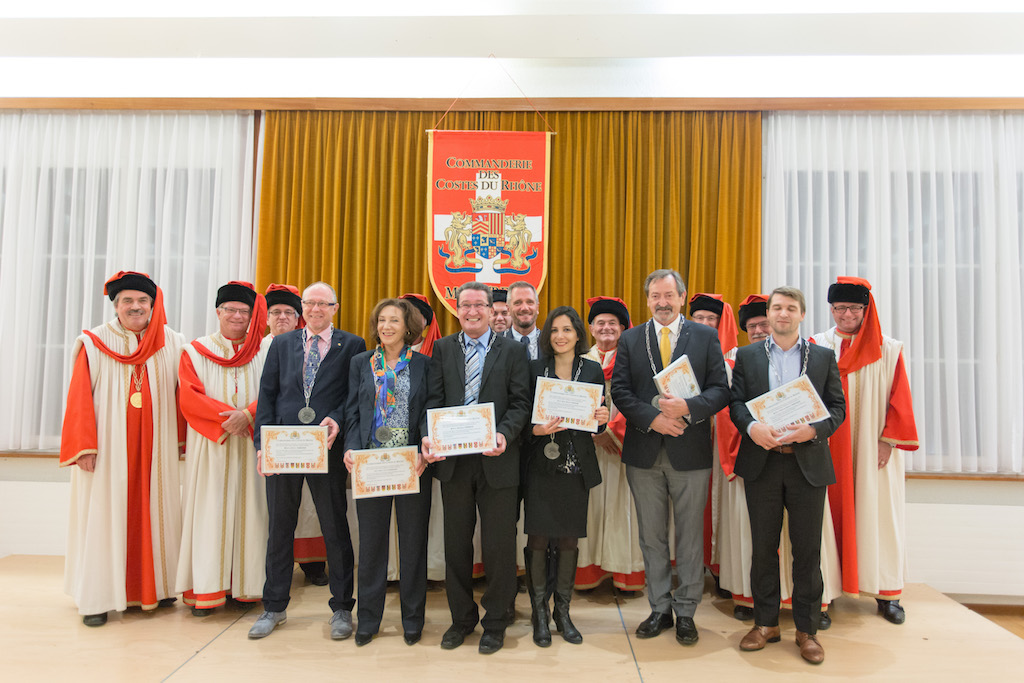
[83,613,107,627]
[478,629,505,654]
[308,571,329,587]
[818,610,832,630]
[158,597,177,608]
[440,624,474,650]
[733,605,754,621]
[878,599,906,624]
[191,606,215,617]
[713,574,732,600]
[675,616,699,645]
[354,631,373,646]
[635,611,674,638]
[403,631,422,645]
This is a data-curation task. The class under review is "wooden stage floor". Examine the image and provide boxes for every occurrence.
[3,554,1021,682]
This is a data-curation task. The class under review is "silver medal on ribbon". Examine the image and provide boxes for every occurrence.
[298,406,316,424]
[543,442,561,460]
[375,426,393,443]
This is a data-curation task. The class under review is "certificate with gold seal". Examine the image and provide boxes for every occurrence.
[427,402,497,456]
[531,377,604,433]
[653,354,701,400]
[260,425,329,474]
[745,375,829,431]
[351,446,420,499]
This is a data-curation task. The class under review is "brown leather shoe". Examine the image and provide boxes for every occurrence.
[739,625,781,651]
[795,631,825,664]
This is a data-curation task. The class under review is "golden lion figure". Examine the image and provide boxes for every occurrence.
[443,212,479,269]
[496,213,532,270]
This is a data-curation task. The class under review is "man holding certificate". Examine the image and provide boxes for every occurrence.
[422,281,531,655]
[729,286,846,664]
[251,282,366,640]
[610,269,730,646]
[343,298,432,646]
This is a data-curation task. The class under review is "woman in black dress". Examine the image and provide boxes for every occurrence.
[343,298,431,646]
[523,306,609,646]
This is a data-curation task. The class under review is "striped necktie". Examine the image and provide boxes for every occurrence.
[464,339,482,405]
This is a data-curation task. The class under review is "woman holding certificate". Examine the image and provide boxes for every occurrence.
[524,306,609,647]
[343,298,431,647]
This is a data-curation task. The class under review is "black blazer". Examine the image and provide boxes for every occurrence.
[729,340,846,488]
[523,356,605,490]
[423,332,531,489]
[610,318,730,470]
[253,327,367,454]
[342,349,429,455]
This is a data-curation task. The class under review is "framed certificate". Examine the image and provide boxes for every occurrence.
[745,375,830,430]
[351,446,420,499]
[531,377,604,433]
[261,425,329,474]
[427,402,498,456]
[653,354,701,400]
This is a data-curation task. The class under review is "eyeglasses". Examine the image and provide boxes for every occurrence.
[832,304,866,314]
[691,314,720,324]
[747,321,771,332]
[458,303,491,311]
[218,306,251,316]
[302,300,337,309]
[268,310,297,318]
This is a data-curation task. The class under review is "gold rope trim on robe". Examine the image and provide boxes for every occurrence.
[59,448,98,467]
[881,437,919,448]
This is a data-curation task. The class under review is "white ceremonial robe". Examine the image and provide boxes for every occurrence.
[64,322,185,616]
[575,345,645,589]
[813,328,916,598]
[176,333,267,605]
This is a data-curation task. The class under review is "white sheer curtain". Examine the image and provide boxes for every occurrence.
[0,111,257,451]
[763,111,1024,474]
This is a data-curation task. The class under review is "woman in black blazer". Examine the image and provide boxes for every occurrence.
[343,298,431,646]
[523,306,609,647]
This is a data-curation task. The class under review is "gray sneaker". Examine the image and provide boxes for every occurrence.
[248,611,287,639]
[330,609,353,640]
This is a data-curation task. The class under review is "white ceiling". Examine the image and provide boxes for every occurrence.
[1,2,1022,98]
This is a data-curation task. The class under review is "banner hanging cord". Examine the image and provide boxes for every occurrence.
[431,53,557,134]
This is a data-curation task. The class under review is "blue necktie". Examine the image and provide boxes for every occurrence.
[464,340,481,405]
[304,333,321,395]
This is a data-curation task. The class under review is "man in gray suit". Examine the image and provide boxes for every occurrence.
[610,269,730,646]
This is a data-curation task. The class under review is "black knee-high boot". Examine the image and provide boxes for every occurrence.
[552,548,582,644]
[524,547,552,647]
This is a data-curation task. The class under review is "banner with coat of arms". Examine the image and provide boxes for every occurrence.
[427,130,550,316]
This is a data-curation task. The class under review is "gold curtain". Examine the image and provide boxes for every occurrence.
[256,110,761,341]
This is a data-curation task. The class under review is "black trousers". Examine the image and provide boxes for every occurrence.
[354,472,432,634]
[262,451,355,613]
[441,454,518,632]
[743,451,826,634]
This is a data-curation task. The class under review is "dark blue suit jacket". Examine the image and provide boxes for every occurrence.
[254,327,366,454]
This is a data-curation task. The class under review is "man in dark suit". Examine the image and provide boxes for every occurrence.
[730,286,845,664]
[610,269,730,646]
[250,281,366,640]
[422,281,531,655]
